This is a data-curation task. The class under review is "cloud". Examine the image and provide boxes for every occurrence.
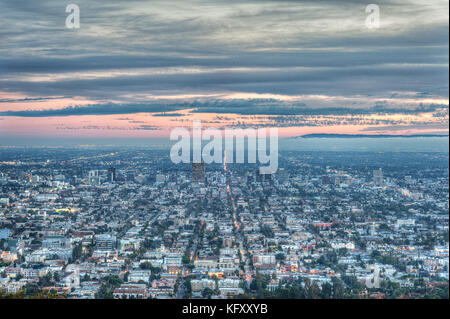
[361,123,449,132]
[0,96,70,103]
[0,99,447,117]
[0,103,184,117]
[1,63,447,101]
[0,0,448,123]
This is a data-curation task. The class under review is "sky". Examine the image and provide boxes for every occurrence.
[0,0,448,141]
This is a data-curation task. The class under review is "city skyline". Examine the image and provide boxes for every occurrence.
[0,1,448,302]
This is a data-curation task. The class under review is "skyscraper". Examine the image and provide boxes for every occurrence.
[89,170,100,185]
[373,168,383,186]
[192,162,205,183]
[107,167,116,183]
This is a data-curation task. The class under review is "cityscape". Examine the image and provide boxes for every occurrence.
[0,0,448,303]
[0,146,448,299]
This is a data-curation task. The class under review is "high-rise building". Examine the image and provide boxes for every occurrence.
[258,168,273,182]
[192,162,205,183]
[276,168,289,183]
[373,168,383,185]
[107,167,116,182]
[89,170,100,185]
[89,170,99,178]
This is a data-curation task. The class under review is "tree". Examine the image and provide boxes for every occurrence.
[96,284,113,299]
[331,277,345,299]
[72,244,83,261]
[202,288,215,299]
[321,282,333,299]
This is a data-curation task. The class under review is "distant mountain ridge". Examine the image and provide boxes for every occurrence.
[298,133,449,138]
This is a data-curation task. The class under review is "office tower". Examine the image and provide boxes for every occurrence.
[373,168,383,185]
[107,167,116,182]
[276,168,289,183]
[75,166,83,178]
[89,170,100,185]
[258,168,273,182]
[192,162,205,183]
